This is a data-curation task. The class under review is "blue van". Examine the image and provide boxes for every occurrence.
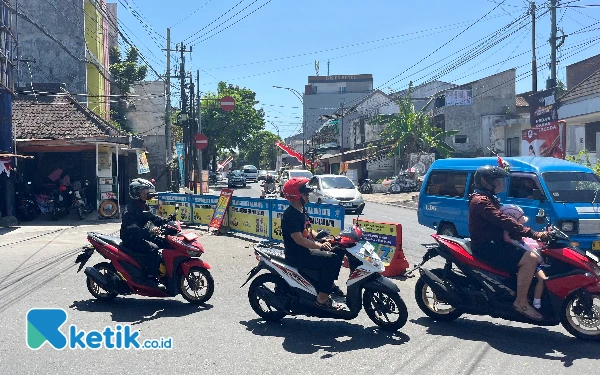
[417,156,600,253]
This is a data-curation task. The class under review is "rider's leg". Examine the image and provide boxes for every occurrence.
[299,249,344,304]
[514,251,541,317]
[533,268,546,309]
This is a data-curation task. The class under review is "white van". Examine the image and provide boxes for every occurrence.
[242,165,259,182]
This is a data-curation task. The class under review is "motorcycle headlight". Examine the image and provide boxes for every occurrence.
[187,249,202,257]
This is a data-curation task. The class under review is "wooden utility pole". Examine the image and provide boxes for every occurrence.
[548,0,557,90]
[165,28,172,189]
[531,1,537,92]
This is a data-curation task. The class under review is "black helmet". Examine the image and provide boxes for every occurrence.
[474,165,508,191]
[129,178,155,199]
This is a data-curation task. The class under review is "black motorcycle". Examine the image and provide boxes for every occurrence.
[15,181,40,221]
[358,179,373,194]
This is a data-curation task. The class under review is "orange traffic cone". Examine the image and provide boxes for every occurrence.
[382,248,411,277]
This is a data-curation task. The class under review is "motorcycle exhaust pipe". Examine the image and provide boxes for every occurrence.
[84,266,111,289]
[419,268,462,306]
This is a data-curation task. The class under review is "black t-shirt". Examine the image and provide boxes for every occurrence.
[282,205,313,261]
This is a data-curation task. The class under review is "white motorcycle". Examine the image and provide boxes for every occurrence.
[241,204,408,331]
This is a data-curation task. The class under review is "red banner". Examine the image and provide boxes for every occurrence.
[275,142,315,167]
[521,120,566,159]
[209,188,234,230]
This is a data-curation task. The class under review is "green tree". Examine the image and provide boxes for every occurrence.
[109,46,148,131]
[239,131,281,169]
[371,83,459,167]
[200,82,265,171]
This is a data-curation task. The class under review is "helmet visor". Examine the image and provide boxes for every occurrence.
[493,177,507,192]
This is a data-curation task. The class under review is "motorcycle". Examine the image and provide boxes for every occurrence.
[358,179,374,194]
[242,203,408,331]
[15,181,40,221]
[388,172,418,194]
[412,209,600,341]
[75,206,214,304]
[260,182,278,199]
[49,188,71,221]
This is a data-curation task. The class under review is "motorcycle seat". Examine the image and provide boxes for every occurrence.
[438,235,472,255]
[256,246,287,261]
[96,234,137,255]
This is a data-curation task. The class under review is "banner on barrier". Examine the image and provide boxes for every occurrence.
[353,219,401,266]
[271,202,344,241]
[192,195,221,225]
[157,193,192,223]
[210,189,234,229]
[228,197,271,238]
[147,198,159,215]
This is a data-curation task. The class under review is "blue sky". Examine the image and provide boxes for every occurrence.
[115,0,600,139]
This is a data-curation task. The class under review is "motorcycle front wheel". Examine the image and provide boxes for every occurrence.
[561,291,600,341]
[363,289,408,331]
[248,274,289,321]
[389,183,401,194]
[179,267,214,304]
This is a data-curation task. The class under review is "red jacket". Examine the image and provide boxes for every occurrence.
[468,193,536,248]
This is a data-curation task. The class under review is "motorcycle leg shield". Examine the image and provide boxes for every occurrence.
[419,268,462,306]
[363,275,400,293]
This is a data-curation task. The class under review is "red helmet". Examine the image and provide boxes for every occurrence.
[283,177,313,202]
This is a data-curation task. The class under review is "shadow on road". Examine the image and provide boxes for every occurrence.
[70,298,212,325]
[240,318,409,358]
[411,317,600,367]
[0,227,18,236]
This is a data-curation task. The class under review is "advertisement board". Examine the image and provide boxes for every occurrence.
[521,120,566,159]
[228,197,271,239]
[157,193,192,223]
[271,202,345,242]
[353,219,401,266]
[192,195,220,226]
[136,150,150,174]
[209,189,234,229]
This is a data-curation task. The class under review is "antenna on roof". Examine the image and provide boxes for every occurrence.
[315,61,320,76]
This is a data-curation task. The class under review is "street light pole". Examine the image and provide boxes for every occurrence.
[273,85,306,169]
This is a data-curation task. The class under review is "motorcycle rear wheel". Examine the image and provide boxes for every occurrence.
[363,289,408,331]
[415,268,463,322]
[179,267,214,304]
[248,274,289,321]
[86,262,118,301]
[561,291,600,341]
[390,183,401,194]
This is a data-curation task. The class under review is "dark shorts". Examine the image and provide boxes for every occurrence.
[472,241,527,275]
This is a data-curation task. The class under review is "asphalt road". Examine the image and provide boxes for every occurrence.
[0,181,599,374]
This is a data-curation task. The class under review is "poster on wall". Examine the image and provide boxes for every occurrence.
[228,198,271,238]
[97,145,111,170]
[445,90,472,106]
[408,153,435,175]
[521,120,566,159]
[136,150,150,174]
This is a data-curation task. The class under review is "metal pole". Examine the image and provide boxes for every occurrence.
[165,28,172,189]
[531,2,537,93]
[302,106,306,169]
[197,70,203,195]
[548,0,557,90]
[340,100,345,164]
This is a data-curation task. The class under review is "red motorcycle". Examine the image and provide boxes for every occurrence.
[75,210,214,304]
[412,209,600,341]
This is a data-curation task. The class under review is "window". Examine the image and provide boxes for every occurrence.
[506,137,520,156]
[339,86,346,94]
[425,171,469,198]
[508,175,539,200]
[454,135,468,144]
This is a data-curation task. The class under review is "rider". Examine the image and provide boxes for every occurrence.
[263,174,277,195]
[468,165,548,321]
[120,178,169,286]
[281,177,345,311]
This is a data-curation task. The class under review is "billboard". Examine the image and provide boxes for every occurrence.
[521,121,566,159]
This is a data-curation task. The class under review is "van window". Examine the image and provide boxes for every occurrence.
[509,176,538,199]
[426,171,468,198]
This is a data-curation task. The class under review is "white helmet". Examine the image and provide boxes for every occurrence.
[500,204,528,223]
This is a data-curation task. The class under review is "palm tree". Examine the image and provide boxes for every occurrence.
[371,83,458,168]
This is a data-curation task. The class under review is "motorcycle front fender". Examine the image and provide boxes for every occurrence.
[180,259,211,276]
[363,275,400,293]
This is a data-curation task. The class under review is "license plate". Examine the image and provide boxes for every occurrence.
[341,203,352,207]
[593,241,600,251]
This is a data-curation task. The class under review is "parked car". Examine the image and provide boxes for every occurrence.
[257,169,268,181]
[227,170,247,188]
[279,169,313,196]
[307,174,364,212]
[417,156,600,253]
[242,165,259,182]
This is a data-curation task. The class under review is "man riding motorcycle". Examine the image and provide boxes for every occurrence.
[281,177,345,311]
[468,165,549,321]
[120,178,169,287]
[262,174,277,196]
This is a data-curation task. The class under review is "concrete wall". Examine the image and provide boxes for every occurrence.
[106,2,118,51]
[395,80,456,111]
[16,0,87,94]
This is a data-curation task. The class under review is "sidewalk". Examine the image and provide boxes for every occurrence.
[362,192,419,210]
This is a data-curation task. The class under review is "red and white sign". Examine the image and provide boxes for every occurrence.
[521,120,566,159]
[220,96,235,112]
[195,134,208,150]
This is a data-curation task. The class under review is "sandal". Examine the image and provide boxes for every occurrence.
[330,284,345,297]
[513,304,543,321]
[316,297,345,311]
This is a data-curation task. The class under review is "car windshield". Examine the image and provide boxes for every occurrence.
[258,170,267,175]
[542,172,600,203]
[290,171,313,179]
[231,171,244,177]
[320,176,355,189]
[243,167,257,173]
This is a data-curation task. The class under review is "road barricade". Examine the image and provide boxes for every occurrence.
[343,218,409,277]
[155,192,344,242]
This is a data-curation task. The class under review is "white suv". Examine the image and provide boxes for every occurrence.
[242,165,259,182]
[279,169,313,196]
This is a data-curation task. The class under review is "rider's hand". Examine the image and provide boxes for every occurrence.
[319,241,332,251]
[534,231,549,242]
[151,227,162,235]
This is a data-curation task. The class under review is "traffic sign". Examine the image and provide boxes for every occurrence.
[220,96,235,112]
[195,134,208,150]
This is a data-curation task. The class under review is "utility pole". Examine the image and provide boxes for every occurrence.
[189,73,195,192]
[531,1,537,93]
[164,28,172,189]
[548,0,557,90]
[197,70,203,195]
[340,100,345,163]
[177,42,192,188]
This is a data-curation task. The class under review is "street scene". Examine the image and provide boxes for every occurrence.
[1,0,600,374]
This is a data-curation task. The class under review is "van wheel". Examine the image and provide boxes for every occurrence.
[438,223,458,237]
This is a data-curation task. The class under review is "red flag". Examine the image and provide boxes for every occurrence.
[497,156,509,170]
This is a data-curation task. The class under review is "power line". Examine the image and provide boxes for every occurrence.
[170,0,216,28]
[183,0,246,42]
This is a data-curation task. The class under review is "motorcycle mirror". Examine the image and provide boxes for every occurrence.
[535,209,546,224]
[355,203,365,217]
